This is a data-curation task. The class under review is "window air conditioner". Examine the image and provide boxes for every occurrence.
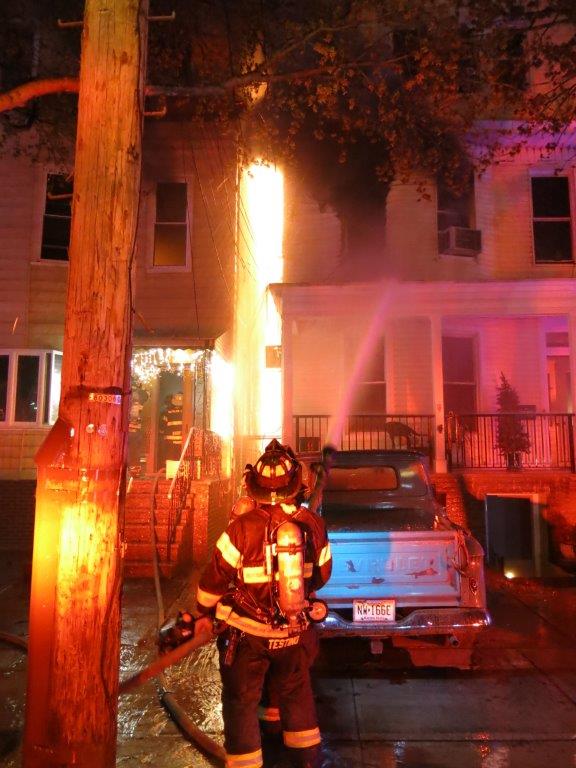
[438,226,482,257]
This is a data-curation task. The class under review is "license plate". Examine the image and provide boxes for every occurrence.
[353,599,396,623]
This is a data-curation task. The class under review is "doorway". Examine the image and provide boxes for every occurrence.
[485,494,548,578]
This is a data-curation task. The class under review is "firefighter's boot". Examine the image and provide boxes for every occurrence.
[287,744,322,768]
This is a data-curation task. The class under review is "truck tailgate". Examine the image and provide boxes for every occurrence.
[317,530,461,607]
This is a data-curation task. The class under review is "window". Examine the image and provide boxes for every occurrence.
[15,356,40,422]
[41,173,73,261]
[531,176,573,263]
[0,355,8,422]
[437,177,474,231]
[443,337,477,414]
[153,182,188,268]
[0,350,62,426]
[351,338,386,414]
[493,31,528,92]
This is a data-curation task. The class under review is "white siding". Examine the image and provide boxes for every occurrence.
[0,156,35,347]
[283,173,342,284]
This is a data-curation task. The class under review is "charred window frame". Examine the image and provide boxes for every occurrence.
[152,181,190,270]
[493,29,528,93]
[391,28,421,78]
[40,173,73,261]
[531,176,574,264]
[437,176,475,232]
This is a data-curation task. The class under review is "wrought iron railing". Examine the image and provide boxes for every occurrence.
[446,412,576,471]
[166,427,222,560]
[293,414,435,459]
[294,412,576,472]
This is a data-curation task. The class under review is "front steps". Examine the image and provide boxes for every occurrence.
[123,477,191,578]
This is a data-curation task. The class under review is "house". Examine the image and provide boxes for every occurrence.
[0,120,237,571]
[260,122,576,577]
[2,107,576,578]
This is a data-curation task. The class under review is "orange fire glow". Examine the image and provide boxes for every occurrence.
[244,162,284,438]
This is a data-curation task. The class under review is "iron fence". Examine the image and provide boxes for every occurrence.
[446,412,576,471]
[293,414,435,459]
[294,412,576,472]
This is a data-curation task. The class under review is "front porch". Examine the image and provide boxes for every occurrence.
[293,412,576,472]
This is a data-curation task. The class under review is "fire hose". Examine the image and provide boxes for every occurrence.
[0,631,28,652]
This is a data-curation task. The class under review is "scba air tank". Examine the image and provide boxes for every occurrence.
[275,520,306,626]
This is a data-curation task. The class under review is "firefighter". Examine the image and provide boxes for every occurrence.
[158,391,183,469]
[195,440,332,768]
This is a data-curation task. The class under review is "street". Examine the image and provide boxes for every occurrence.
[2,565,576,767]
[118,571,576,768]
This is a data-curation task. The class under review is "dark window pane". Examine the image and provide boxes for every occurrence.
[0,355,8,421]
[153,224,187,266]
[43,353,52,423]
[437,177,474,230]
[531,177,570,218]
[42,216,71,248]
[443,383,477,414]
[327,466,398,491]
[533,221,573,262]
[15,355,39,422]
[45,197,72,216]
[156,182,187,222]
[443,337,475,382]
[41,173,72,262]
[41,244,70,261]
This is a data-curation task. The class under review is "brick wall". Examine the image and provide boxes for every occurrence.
[0,480,36,553]
[433,470,576,554]
[190,477,232,566]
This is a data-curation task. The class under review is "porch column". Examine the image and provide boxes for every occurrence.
[384,318,396,413]
[430,315,447,473]
[282,314,294,449]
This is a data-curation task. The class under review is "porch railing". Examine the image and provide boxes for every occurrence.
[166,427,222,560]
[293,414,435,459]
[446,412,576,471]
[294,412,576,472]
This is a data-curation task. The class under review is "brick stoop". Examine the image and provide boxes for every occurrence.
[123,477,191,579]
[430,472,468,529]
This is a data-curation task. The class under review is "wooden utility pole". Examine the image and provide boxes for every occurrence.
[23,1,148,766]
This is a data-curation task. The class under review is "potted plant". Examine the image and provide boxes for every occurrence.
[495,372,531,469]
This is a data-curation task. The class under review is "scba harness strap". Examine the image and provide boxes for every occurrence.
[215,604,307,639]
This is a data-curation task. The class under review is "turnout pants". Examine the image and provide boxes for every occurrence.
[218,626,321,768]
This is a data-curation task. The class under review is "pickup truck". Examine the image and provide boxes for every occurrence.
[304,449,490,668]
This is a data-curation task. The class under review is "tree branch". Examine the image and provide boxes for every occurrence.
[0,56,407,115]
[0,77,79,112]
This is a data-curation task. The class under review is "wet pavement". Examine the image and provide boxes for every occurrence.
[1,555,576,768]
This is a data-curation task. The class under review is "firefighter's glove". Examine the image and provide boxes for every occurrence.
[194,615,215,639]
[158,610,195,653]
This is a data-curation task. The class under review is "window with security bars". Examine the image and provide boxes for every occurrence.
[41,173,73,261]
[531,176,574,263]
[153,182,188,267]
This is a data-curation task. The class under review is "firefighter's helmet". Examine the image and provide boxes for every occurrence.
[245,439,302,504]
